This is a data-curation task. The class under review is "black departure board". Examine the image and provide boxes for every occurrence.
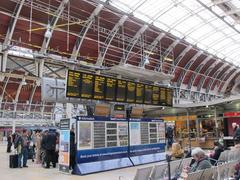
[66,70,173,106]
[81,73,94,99]
[105,77,116,101]
[166,88,173,106]
[136,83,144,104]
[160,87,166,105]
[66,70,81,97]
[94,75,105,100]
[152,86,160,105]
[144,85,153,104]
[116,80,127,102]
[126,81,136,103]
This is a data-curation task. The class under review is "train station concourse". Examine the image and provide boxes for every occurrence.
[0,0,240,179]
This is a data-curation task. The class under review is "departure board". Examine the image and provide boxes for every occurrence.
[152,86,160,105]
[105,77,116,101]
[126,81,136,103]
[81,73,94,99]
[94,75,105,100]
[66,70,81,97]
[144,85,153,104]
[160,87,166,105]
[136,83,144,104]
[166,88,173,106]
[66,70,173,106]
[116,80,127,102]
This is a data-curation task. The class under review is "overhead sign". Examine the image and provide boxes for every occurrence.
[66,70,173,106]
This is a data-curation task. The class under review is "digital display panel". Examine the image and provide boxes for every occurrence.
[105,77,116,101]
[66,70,173,106]
[81,73,94,99]
[116,80,127,102]
[93,75,105,100]
[152,86,160,105]
[144,85,153,104]
[160,87,166,105]
[136,83,144,104]
[166,88,173,106]
[66,70,81,97]
[126,81,136,103]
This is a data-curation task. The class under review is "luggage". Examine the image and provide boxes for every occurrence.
[9,154,18,168]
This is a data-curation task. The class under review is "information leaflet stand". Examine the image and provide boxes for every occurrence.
[59,119,71,173]
[74,116,132,175]
[129,118,166,165]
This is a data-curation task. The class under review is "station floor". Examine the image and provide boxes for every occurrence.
[0,143,163,180]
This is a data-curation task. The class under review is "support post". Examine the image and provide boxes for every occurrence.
[187,109,191,149]
[214,107,219,138]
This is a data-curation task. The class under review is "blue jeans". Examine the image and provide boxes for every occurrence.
[18,153,22,167]
[22,147,28,166]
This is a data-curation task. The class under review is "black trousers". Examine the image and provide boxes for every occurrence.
[7,143,12,153]
[45,150,56,168]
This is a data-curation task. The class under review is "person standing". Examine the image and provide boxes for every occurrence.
[14,132,23,168]
[22,129,30,167]
[35,130,42,164]
[45,129,57,168]
[7,134,12,153]
[166,125,174,149]
[70,129,76,171]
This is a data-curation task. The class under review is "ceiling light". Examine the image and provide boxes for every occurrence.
[164,57,173,62]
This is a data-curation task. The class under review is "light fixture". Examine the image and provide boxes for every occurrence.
[144,55,150,65]
[143,50,155,55]
[164,57,173,62]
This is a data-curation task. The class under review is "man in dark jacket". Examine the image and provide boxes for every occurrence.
[210,141,224,165]
[44,129,57,168]
[70,129,76,170]
[7,134,12,153]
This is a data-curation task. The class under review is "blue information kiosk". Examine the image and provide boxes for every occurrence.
[129,118,166,165]
[74,116,132,175]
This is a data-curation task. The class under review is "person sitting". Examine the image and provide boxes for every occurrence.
[209,140,224,165]
[189,147,212,173]
[232,123,240,139]
[171,142,184,159]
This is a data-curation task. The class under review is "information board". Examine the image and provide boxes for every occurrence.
[116,80,127,102]
[94,75,105,100]
[105,77,116,101]
[136,83,144,104]
[66,70,80,97]
[144,85,153,104]
[126,81,136,103]
[152,86,160,105]
[81,73,94,99]
[66,70,173,106]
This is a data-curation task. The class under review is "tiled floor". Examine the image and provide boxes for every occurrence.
[0,144,164,180]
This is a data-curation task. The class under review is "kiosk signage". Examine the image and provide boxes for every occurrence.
[59,119,71,173]
[74,116,132,175]
[129,118,166,165]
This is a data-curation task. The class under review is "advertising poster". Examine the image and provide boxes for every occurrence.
[130,122,141,145]
[59,129,70,173]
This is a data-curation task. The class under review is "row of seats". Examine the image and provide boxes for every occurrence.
[125,148,240,180]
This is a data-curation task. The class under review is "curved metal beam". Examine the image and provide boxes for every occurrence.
[179,51,203,88]
[96,15,128,66]
[189,55,213,89]
[40,0,69,53]
[199,62,224,92]
[206,64,230,92]
[140,32,165,67]
[28,84,37,112]
[71,4,103,60]
[120,24,148,65]
[220,69,240,93]
[1,0,25,72]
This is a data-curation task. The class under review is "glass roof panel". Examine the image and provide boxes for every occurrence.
[108,0,240,66]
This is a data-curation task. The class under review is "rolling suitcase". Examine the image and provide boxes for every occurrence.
[9,154,18,168]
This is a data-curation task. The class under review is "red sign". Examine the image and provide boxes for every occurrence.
[224,112,240,117]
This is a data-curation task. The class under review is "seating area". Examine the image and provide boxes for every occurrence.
[127,148,240,180]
